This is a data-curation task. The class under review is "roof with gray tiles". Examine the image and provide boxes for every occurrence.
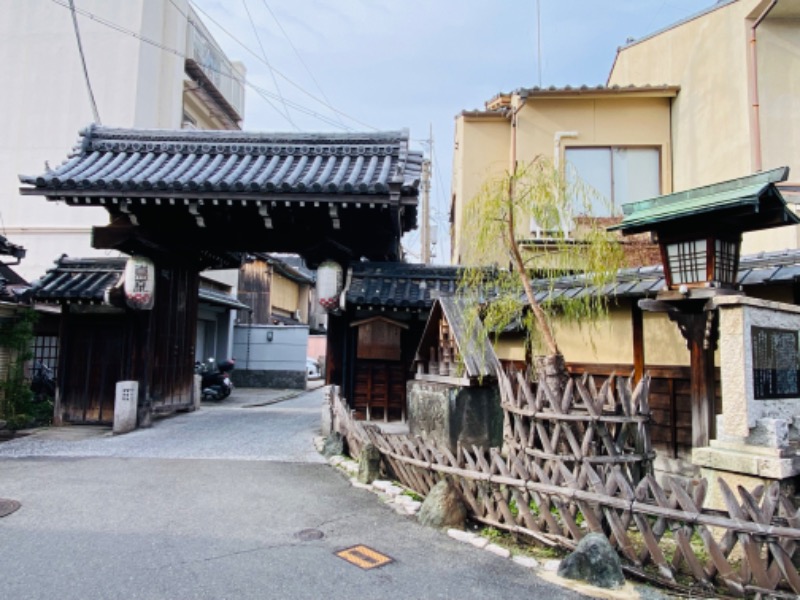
[31,255,247,308]
[20,125,424,197]
[530,248,800,303]
[345,249,800,312]
[346,262,460,310]
[30,257,126,304]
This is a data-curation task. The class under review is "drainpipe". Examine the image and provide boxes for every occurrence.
[509,96,528,177]
[748,0,778,173]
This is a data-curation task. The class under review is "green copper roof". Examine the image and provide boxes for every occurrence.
[610,167,798,235]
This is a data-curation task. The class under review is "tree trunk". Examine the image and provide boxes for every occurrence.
[535,353,568,395]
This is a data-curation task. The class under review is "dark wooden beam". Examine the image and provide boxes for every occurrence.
[632,301,644,385]
[666,309,718,448]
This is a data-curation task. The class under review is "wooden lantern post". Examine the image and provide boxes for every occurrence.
[611,167,798,449]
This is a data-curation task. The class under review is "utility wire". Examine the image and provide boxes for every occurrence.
[189,0,378,131]
[259,0,346,129]
[166,0,296,129]
[68,0,101,124]
[49,0,354,131]
[240,0,296,129]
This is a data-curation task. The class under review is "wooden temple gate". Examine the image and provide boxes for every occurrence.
[20,125,423,426]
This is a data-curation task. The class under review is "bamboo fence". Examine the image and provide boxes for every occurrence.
[327,374,800,598]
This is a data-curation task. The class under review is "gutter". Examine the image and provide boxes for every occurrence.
[748,0,778,173]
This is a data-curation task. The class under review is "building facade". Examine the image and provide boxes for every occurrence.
[0,0,245,279]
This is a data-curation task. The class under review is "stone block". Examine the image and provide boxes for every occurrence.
[407,380,502,454]
[746,418,790,448]
[113,381,138,435]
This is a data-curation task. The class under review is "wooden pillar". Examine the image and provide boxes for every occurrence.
[632,302,645,385]
[668,309,718,449]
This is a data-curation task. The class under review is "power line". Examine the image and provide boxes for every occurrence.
[68,0,101,124]
[189,0,378,131]
[240,0,296,129]
[166,0,298,129]
[259,0,346,129]
[48,0,355,131]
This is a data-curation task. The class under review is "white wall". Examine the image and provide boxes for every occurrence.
[0,0,190,281]
[233,325,308,372]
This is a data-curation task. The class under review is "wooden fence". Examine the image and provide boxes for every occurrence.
[326,375,800,598]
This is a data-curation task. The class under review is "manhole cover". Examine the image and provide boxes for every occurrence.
[295,528,324,541]
[336,545,394,570]
[0,499,21,518]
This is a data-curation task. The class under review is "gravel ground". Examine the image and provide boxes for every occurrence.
[0,386,327,463]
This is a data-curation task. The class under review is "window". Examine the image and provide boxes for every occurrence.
[565,147,660,217]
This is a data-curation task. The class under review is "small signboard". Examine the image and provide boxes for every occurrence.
[124,256,155,310]
[751,326,800,399]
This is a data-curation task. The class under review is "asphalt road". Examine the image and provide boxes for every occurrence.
[0,387,587,600]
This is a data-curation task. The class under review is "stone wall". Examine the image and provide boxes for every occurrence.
[407,380,502,453]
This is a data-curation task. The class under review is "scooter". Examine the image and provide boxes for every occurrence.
[195,357,234,401]
[30,360,56,401]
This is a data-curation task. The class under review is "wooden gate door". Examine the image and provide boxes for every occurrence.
[60,315,128,425]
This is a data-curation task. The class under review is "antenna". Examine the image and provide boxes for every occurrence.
[537,0,542,87]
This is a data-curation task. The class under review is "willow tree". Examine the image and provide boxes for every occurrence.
[458,156,624,385]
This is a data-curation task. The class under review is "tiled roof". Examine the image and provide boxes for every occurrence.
[530,249,800,302]
[20,125,424,197]
[30,257,125,304]
[31,256,249,308]
[517,83,679,97]
[0,235,26,261]
[346,262,460,310]
[611,167,797,235]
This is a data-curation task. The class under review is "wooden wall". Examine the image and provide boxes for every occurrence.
[57,265,198,426]
[238,259,271,324]
[566,362,721,461]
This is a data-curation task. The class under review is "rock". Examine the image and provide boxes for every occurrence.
[357,443,382,484]
[447,529,477,543]
[543,560,561,572]
[417,479,467,529]
[384,485,404,497]
[485,543,511,558]
[557,533,625,589]
[512,555,539,569]
[371,479,394,492]
[0,420,7,430]
[322,432,344,457]
[403,502,421,515]
[469,536,489,549]
[349,478,372,490]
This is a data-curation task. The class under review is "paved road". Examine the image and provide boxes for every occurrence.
[0,387,587,600]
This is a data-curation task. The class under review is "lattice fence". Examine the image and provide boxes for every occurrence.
[327,376,800,598]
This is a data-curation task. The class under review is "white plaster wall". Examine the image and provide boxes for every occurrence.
[0,0,189,280]
[233,325,308,372]
[718,298,800,438]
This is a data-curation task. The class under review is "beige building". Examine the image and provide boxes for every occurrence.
[608,0,800,254]
[0,0,245,281]
[452,0,800,262]
[450,0,800,473]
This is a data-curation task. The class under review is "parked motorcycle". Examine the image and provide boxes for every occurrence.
[30,360,56,401]
[194,357,234,401]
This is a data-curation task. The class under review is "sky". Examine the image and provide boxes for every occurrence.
[190,0,715,265]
